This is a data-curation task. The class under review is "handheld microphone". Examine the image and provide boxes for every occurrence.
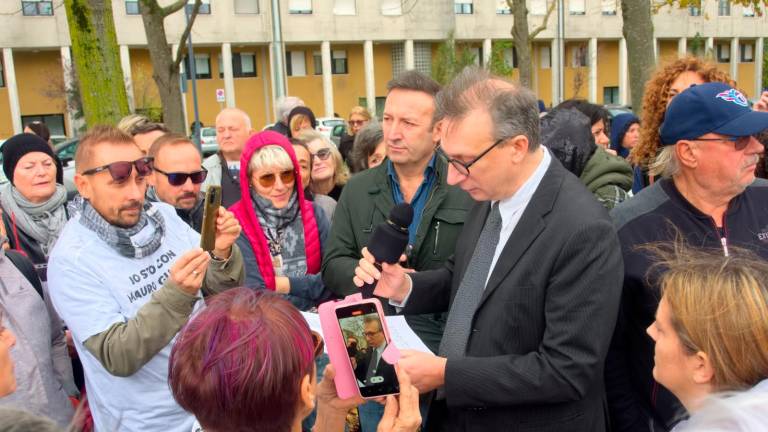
[361,203,414,298]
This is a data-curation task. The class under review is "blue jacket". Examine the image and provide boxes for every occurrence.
[610,113,639,159]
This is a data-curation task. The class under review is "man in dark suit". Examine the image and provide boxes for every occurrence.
[354,316,397,387]
[353,67,623,431]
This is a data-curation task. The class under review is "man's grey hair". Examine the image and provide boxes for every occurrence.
[276,96,305,123]
[386,70,441,97]
[215,107,252,130]
[648,145,681,178]
[435,67,541,152]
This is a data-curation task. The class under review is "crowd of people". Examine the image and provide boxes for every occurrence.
[0,55,767,432]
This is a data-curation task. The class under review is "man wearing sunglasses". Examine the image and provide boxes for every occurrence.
[606,82,768,432]
[46,126,244,432]
[147,134,207,232]
[202,108,255,207]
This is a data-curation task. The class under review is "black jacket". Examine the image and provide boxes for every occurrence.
[1,205,69,282]
[607,178,768,431]
[405,159,623,432]
[339,133,355,165]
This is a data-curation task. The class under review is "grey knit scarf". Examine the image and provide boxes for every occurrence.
[74,196,166,259]
[0,182,68,257]
[251,190,306,277]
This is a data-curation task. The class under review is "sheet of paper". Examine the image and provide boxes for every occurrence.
[300,311,433,355]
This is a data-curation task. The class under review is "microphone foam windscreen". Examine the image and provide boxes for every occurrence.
[389,203,414,229]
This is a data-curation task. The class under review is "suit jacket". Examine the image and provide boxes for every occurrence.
[406,159,623,432]
[354,346,397,387]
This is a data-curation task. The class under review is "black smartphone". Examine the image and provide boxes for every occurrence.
[335,302,399,398]
[199,186,221,251]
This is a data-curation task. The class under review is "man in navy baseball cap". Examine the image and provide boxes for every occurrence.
[606,81,768,432]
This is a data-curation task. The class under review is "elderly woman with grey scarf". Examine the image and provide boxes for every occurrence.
[0,133,69,283]
[230,131,333,311]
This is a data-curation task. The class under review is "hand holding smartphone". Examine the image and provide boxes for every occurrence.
[200,186,221,251]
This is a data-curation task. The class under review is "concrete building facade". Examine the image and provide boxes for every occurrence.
[0,0,765,138]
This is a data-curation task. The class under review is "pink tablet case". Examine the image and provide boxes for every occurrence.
[318,294,400,399]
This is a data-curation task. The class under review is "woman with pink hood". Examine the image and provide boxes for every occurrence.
[230,131,332,311]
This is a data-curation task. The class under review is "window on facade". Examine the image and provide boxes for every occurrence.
[601,0,616,15]
[743,4,755,16]
[571,45,588,67]
[496,0,511,14]
[0,59,4,88]
[185,54,212,79]
[530,0,547,15]
[125,0,139,15]
[718,0,730,16]
[540,45,551,69]
[455,0,473,14]
[313,51,323,75]
[334,0,355,15]
[469,47,482,66]
[235,0,260,14]
[740,43,754,62]
[21,1,53,16]
[716,43,731,63]
[289,0,312,14]
[391,43,432,78]
[569,0,586,15]
[21,114,66,136]
[381,0,402,15]
[186,0,210,14]
[220,52,257,78]
[332,50,348,74]
[286,51,307,76]
[503,47,517,68]
[689,5,701,16]
[603,87,619,104]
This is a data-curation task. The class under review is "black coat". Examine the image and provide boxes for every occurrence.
[1,204,68,282]
[405,159,623,432]
[354,346,397,387]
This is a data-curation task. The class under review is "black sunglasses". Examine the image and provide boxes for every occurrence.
[311,148,332,161]
[154,167,208,186]
[692,136,754,151]
[435,138,506,177]
[82,157,154,183]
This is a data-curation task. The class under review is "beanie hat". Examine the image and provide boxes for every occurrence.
[2,133,58,185]
[286,106,318,137]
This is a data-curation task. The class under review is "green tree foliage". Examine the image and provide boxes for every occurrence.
[489,41,515,77]
[432,31,478,86]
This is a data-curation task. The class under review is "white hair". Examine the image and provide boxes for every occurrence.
[215,107,252,130]
[247,145,293,178]
[648,145,681,178]
[277,96,305,123]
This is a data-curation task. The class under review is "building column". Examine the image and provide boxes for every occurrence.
[2,48,22,134]
[119,45,135,112]
[706,37,714,58]
[221,43,236,108]
[172,43,189,134]
[261,46,273,125]
[363,40,376,117]
[482,38,492,67]
[653,37,659,62]
[551,39,560,106]
[756,38,765,99]
[730,37,739,82]
[619,38,629,106]
[678,37,687,58]
[588,38,598,103]
[404,40,415,70]
[321,41,334,117]
[60,47,81,136]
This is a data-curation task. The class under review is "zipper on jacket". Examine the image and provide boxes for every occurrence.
[433,221,441,255]
[710,204,730,257]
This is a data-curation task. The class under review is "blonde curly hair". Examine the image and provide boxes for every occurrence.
[630,57,736,167]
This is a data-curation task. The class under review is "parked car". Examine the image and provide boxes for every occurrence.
[54,138,79,199]
[604,105,633,121]
[315,117,346,138]
[199,127,218,156]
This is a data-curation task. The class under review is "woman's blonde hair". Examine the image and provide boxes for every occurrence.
[631,56,736,167]
[296,130,350,186]
[349,106,372,121]
[247,145,294,180]
[650,243,768,392]
[290,114,311,134]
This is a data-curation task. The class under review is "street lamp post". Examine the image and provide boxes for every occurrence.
[185,6,202,150]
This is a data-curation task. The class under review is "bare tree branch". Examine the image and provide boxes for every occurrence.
[162,0,189,17]
[530,0,557,39]
[172,0,202,71]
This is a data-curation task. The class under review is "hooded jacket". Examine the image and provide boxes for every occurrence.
[230,131,323,293]
[610,113,640,159]
[542,108,633,209]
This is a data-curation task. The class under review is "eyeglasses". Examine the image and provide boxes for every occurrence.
[311,148,332,161]
[363,330,382,337]
[692,136,754,151]
[435,138,506,177]
[82,157,154,183]
[311,331,324,359]
[257,170,295,188]
[349,120,367,126]
[154,167,208,186]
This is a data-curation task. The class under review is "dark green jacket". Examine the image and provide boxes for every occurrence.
[581,147,633,210]
[322,158,473,352]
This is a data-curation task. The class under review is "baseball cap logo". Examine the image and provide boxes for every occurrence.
[715,89,748,107]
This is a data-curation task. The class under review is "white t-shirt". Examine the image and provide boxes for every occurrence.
[48,203,201,432]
